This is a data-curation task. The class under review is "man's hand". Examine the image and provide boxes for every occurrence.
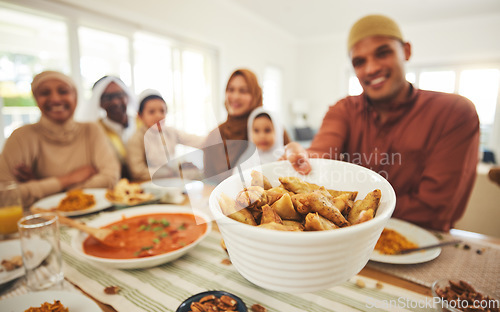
[58,165,97,189]
[280,142,312,175]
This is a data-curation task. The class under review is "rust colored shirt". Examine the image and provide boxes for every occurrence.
[308,87,480,231]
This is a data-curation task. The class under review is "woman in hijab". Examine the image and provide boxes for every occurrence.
[0,71,120,207]
[203,69,290,183]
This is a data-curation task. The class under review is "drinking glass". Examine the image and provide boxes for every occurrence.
[0,181,23,239]
[17,213,63,291]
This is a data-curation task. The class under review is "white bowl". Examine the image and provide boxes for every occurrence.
[209,159,396,293]
[71,205,211,269]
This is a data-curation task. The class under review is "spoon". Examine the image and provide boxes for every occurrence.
[397,240,462,254]
[31,207,120,247]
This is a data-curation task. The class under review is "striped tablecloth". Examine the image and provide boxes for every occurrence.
[52,226,434,312]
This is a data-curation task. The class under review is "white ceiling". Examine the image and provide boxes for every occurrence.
[230,0,500,40]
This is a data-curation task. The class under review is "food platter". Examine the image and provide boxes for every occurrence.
[370,218,441,264]
[71,205,212,269]
[0,290,101,312]
[105,179,159,208]
[31,188,111,217]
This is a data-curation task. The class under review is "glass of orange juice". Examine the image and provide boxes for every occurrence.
[0,181,23,238]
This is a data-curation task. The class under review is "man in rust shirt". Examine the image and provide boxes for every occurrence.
[285,15,480,231]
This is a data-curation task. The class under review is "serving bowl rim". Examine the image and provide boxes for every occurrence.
[209,158,396,238]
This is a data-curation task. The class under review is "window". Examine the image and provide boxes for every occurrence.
[0,6,69,146]
[458,69,500,148]
[79,27,132,99]
[0,2,217,150]
[418,71,455,93]
[347,65,500,155]
[263,66,282,112]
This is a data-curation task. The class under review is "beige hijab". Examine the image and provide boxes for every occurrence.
[31,71,80,144]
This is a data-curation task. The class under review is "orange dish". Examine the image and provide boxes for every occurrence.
[57,190,95,212]
[83,213,207,259]
[375,228,418,255]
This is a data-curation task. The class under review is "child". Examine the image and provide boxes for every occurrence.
[232,107,285,177]
[126,89,205,181]
[248,108,284,164]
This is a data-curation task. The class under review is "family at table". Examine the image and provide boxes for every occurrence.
[0,14,488,234]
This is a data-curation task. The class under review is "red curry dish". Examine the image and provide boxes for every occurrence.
[83,213,207,259]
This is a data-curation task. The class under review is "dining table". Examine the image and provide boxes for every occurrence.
[1,182,499,312]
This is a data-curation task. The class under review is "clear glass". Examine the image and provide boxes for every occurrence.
[17,213,63,291]
[0,181,23,238]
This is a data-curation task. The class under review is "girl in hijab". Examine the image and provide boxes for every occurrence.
[231,107,285,175]
[0,71,120,207]
[203,69,290,183]
[247,107,285,164]
[126,89,206,181]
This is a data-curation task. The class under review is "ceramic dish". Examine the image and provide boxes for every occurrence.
[176,290,247,312]
[431,279,499,312]
[71,205,212,269]
[109,196,160,209]
[370,218,441,264]
[209,159,397,293]
[31,188,111,217]
[0,290,101,312]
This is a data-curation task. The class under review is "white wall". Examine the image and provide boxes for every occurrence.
[56,0,299,125]
[297,13,500,128]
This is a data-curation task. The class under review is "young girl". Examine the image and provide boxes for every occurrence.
[126,89,205,181]
[232,107,285,175]
[247,107,284,164]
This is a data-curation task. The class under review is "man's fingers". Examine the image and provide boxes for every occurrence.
[289,154,312,175]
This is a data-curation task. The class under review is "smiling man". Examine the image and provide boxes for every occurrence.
[91,76,136,179]
[284,15,480,231]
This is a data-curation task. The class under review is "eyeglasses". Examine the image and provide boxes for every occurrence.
[101,92,127,103]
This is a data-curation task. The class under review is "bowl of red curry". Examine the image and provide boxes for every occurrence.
[71,205,212,269]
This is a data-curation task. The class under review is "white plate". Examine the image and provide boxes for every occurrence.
[31,188,111,217]
[0,239,51,286]
[0,290,101,312]
[141,179,204,205]
[71,205,212,269]
[370,218,441,264]
[142,178,204,192]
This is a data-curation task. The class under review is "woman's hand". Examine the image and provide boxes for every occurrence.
[280,142,312,175]
[14,164,36,182]
[58,165,97,189]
